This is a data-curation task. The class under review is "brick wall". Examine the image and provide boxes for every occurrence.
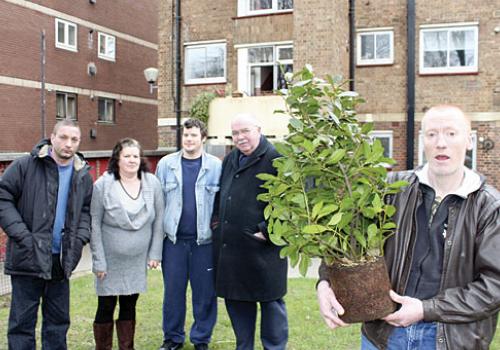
[0,1,159,152]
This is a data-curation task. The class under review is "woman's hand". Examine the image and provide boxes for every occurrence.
[96,271,107,280]
[148,260,160,269]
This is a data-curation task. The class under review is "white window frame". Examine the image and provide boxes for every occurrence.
[419,23,479,75]
[98,97,115,123]
[56,92,77,120]
[55,18,77,52]
[237,0,293,17]
[184,42,226,85]
[369,130,393,158]
[237,42,293,96]
[418,130,477,170]
[98,32,116,61]
[357,29,394,66]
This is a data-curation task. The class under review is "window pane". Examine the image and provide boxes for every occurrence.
[106,36,115,57]
[99,34,106,55]
[249,47,273,63]
[205,45,224,78]
[278,47,293,60]
[105,101,114,121]
[423,30,447,51]
[374,137,391,158]
[250,66,274,95]
[423,51,447,67]
[67,95,76,119]
[450,49,474,67]
[56,93,65,118]
[186,47,207,80]
[250,0,272,10]
[57,22,65,44]
[68,25,75,46]
[98,99,105,119]
[361,34,375,60]
[278,0,293,10]
[375,34,390,59]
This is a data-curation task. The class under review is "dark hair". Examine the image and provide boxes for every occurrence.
[52,119,80,135]
[183,118,208,138]
[107,138,150,180]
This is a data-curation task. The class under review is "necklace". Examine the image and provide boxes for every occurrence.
[118,179,141,200]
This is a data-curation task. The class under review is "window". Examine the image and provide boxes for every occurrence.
[369,130,393,158]
[418,130,477,169]
[238,44,293,96]
[238,0,293,16]
[357,30,394,65]
[185,42,226,84]
[98,98,114,123]
[56,92,77,120]
[98,32,116,61]
[419,24,478,74]
[55,18,77,52]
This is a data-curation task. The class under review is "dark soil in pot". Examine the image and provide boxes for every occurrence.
[325,256,396,323]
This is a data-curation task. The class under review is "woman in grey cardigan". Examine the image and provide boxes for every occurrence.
[90,138,164,350]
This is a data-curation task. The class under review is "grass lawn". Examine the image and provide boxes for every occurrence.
[1,271,499,349]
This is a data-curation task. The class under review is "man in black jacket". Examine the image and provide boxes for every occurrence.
[317,105,500,350]
[0,120,93,350]
[214,113,288,350]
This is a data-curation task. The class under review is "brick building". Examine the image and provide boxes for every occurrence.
[0,0,162,294]
[158,0,500,188]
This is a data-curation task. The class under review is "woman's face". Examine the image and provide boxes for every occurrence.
[118,145,141,176]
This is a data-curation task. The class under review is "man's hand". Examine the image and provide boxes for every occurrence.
[383,290,424,327]
[317,280,348,329]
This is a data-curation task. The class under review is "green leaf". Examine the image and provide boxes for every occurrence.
[303,139,315,153]
[299,255,311,277]
[256,173,277,181]
[303,225,329,234]
[372,194,382,212]
[289,118,304,132]
[388,180,409,189]
[328,212,343,226]
[385,204,396,217]
[311,201,324,220]
[327,149,346,164]
[317,204,338,220]
[382,222,396,230]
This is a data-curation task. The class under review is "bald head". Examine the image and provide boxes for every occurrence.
[422,105,471,133]
[231,113,262,129]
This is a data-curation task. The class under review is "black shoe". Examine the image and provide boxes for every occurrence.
[159,340,183,350]
[194,344,209,350]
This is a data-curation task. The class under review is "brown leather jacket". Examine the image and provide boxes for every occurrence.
[320,169,500,350]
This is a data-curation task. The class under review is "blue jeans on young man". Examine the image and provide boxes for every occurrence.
[8,270,70,350]
[161,238,217,345]
[224,298,288,350]
[361,321,437,350]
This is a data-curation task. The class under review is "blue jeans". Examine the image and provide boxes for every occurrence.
[225,298,288,350]
[161,239,217,345]
[361,322,437,350]
[8,274,70,350]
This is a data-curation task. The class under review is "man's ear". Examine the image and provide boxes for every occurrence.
[466,133,473,151]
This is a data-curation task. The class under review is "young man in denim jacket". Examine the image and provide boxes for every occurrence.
[156,119,221,350]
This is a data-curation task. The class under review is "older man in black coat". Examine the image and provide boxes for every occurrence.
[214,113,288,350]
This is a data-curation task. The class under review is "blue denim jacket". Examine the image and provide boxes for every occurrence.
[155,151,221,244]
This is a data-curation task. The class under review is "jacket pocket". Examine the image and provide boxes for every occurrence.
[7,235,34,272]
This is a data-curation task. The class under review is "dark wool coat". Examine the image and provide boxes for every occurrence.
[214,135,288,302]
[0,139,93,280]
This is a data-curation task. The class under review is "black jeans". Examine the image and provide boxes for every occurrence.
[95,294,139,324]
[8,256,70,350]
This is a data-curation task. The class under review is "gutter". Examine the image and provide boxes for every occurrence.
[406,0,416,169]
[349,0,355,91]
[174,0,182,151]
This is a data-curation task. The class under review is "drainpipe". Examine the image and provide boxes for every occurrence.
[348,0,355,91]
[406,0,416,169]
[174,0,182,151]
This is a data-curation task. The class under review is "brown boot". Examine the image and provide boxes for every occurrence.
[116,319,136,350]
[93,322,113,350]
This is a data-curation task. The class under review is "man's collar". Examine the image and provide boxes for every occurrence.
[415,164,481,198]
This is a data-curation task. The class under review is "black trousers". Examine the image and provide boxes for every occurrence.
[94,294,139,324]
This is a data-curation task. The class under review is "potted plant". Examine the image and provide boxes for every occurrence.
[257,65,407,323]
